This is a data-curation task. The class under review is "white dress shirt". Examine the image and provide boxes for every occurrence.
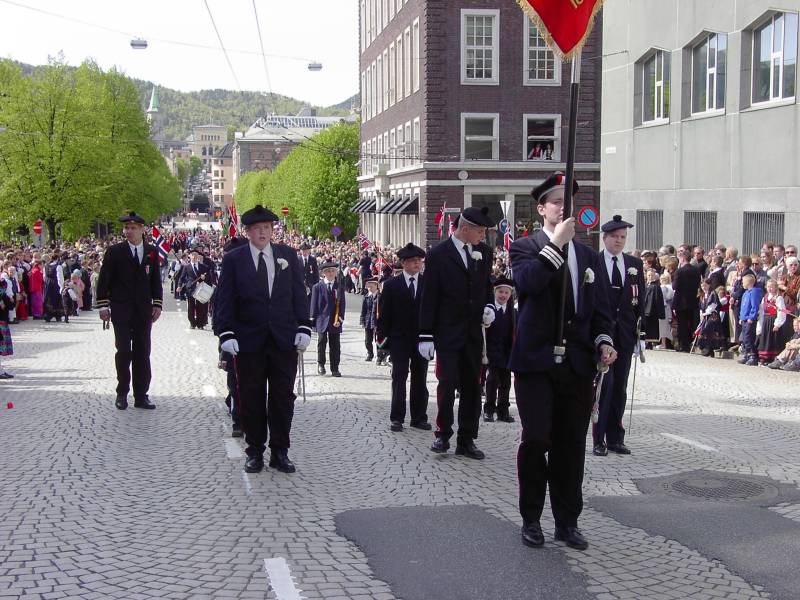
[128,241,144,264]
[450,235,471,268]
[542,228,578,308]
[249,242,275,295]
[403,271,418,297]
[601,249,625,287]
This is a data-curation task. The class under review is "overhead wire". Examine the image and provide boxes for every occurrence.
[202,0,241,91]
[251,0,277,115]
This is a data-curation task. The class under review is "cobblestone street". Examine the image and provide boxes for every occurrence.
[2,294,799,600]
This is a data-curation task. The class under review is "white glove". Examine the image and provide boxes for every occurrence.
[294,332,311,352]
[220,339,239,356]
[418,341,435,361]
[482,306,496,326]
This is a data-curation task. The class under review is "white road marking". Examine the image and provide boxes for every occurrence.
[224,439,245,459]
[263,557,303,600]
[202,384,217,398]
[660,433,718,452]
[193,357,204,365]
[189,340,198,346]
[241,471,252,496]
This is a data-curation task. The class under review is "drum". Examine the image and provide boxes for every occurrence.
[193,282,215,304]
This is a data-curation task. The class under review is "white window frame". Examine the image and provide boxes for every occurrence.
[389,43,396,106]
[461,9,500,85]
[404,121,412,166]
[642,50,669,125]
[404,27,412,98]
[461,112,499,161]
[389,0,395,20]
[376,55,383,114]
[382,49,389,109]
[413,117,421,164]
[523,16,561,86]
[389,129,396,169]
[396,34,404,100]
[371,60,377,119]
[522,113,561,161]
[376,0,383,35]
[751,12,798,105]
[383,131,389,166]
[691,32,726,115]
[412,18,421,92]
[396,125,404,166]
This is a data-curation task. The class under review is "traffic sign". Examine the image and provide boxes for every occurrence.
[577,206,599,229]
[331,225,342,237]
[498,218,510,234]
[281,206,290,216]
[32,219,43,235]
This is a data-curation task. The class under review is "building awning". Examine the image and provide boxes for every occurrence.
[392,194,419,215]
[359,197,377,213]
[377,195,403,214]
[351,197,373,213]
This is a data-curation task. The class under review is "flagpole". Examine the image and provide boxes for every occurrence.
[554,51,581,364]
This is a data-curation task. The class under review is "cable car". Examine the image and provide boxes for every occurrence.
[307,61,323,72]
[130,38,148,50]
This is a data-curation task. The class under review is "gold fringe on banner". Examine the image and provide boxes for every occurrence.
[516,0,604,62]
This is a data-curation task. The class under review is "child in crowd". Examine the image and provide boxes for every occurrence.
[483,278,516,423]
[643,268,664,345]
[359,277,379,361]
[69,269,85,315]
[698,280,724,356]
[715,285,731,346]
[757,278,788,365]
[738,274,763,366]
[375,276,390,366]
[0,279,14,379]
[656,272,674,349]
[767,316,800,370]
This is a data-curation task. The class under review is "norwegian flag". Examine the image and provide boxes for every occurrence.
[356,232,370,250]
[152,226,171,263]
[504,232,514,251]
[434,202,446,238]
[226,200,240,237]
[448,214,456,235]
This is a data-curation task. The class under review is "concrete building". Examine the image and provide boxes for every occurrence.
[602,0,800,254]
[212,142,235,211]
[355,0,602,249]
[189,125,227,171]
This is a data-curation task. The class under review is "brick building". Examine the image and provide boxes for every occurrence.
[354,0,602,249]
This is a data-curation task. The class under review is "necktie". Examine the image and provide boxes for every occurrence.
[612,256,623,288]
[133,247,138,263]
[328,283,333,292]
[498,306,504,315]
[409,277,415,299]
[257,252,269,295]
[463,244,472,268]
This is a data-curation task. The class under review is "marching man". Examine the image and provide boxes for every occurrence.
[214,205,312,474]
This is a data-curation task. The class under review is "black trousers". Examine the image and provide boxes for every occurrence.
[676,308,698,351]
[515,364,594,528]
[317,330,341,370]
[484,366,511,416]
[389,340,429,424]
[236,335,297,457]
[112,312,152,400]
[593,349,633,446]
[364,327,375,358]
[187,296,209,327]
[434,340,482,443]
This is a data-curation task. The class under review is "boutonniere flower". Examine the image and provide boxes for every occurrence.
[627,267,638,276]
[584,268,595,284]
[277,258,289,271]
[631,298,639,306]
[471,250,482,261]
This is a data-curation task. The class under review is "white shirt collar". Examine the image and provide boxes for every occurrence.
[403,271,417,286]
[451,234,470,254]
[495,301,508,311]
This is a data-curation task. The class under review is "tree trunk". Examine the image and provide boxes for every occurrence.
[45,217,57,241]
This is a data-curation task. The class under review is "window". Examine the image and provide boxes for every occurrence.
[404,27,412,98]
[461,113,498,160]
[692,33,726,113]
[752,12,798,104]
[636,210,664,250]
[683,211,717,251]
[523,115,560,161]
[413,118,421,164]
[640,50,670,124]
[360,1,366,52]
[743,212,785,254]
[376,55,383,114]
[396,125,405,166]
[361,72,366,116]
[404,121,412,166]
[396,35,404,100]
[524,19,560,85]
[461,10,499,84]
[389,129,396,169]
[383,132,389,165]
[372,61,377,118]
[365,66,371,120]
[376,0,382,34]
[389,0,395,20]
[389,43,396,105]
[361,142,366,175]
[412,19,420,92]
[382,49,389,108]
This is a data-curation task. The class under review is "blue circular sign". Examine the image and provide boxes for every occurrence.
[331,225,343,237]
[577,206,599,229]
[498,218,510,234]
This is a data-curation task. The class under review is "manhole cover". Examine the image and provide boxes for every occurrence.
[659,474,780,502]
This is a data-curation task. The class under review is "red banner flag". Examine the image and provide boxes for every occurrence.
[517,0,603,60]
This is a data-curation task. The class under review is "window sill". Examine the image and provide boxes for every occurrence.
[635,118,670,129]
[523,80,562,87]
[460,79,500,86]
[685,109,726,121]
[743,97,796,113]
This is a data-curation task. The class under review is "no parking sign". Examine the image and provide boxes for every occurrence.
[577,206,599,229]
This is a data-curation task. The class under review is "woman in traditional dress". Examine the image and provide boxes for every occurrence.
[28,259,45,318]
[757,279,788,364]
[697,280,724,356]
[643,268,664,345]
[43,254,65,323]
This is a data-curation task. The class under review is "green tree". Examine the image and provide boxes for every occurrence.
[189,155,202,179]
[175,157,190,185]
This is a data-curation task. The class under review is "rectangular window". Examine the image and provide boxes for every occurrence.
[383,131,389,165]
[360,1,366,52]
[376,55,383,114]
[413,117,421,164]
[524,19,560,85]
[752,12,798,104]
[383,49,389,108]
[396,35,404,100]
[642,50,670,123]
[361,72,367,117]
[376,0,382,34]
[389,129,396,169]
[692,33,727,113]
[389,0,395,20]
[389,43,396,105]
[412,19,420,92]
[404,27,412,98]
[404,121,412,167]
[396,125,405,166]
[523,115,561,161]
[461,10,499,84]
[683,211,718,251]
[743,212,785,254]
[636,210,664,250]
[372,61,377,118]
[461,113,498,160]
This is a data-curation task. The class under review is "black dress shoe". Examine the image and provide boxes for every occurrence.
[554,526,589,550]
[455,441,485,460]
[115,395,128,410]
[231,425,243,438]
[244,455,264,473]
[607,443,631,455]
[390,420,403,432]
[365,356,374,361]
[133,396,156,409]
[592,443,608,456]
[497,414,515,423]
[409,420,432,431]
[269,450,296,473]
[430,438,450,453]
[330,370,341,377]
[521,521,545,547]
[317,364,326,375]
[483,412,495,422]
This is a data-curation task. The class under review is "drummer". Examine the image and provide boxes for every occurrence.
[176,248,212,329]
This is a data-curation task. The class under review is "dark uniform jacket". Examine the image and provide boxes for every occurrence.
[95,242,163,319]
[378,273,424,343]
[672,263,702,311]
[214,243,310,353]
[360,293,378,330]
[418,238,493,348]
[177,261,211,296]
[310,280,346,333]
[301,254,319,291]
[508,231,613,377]
[600,250,646,354]
[486,303,516,368]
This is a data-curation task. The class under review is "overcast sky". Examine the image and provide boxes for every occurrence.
[0,0,360,106]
